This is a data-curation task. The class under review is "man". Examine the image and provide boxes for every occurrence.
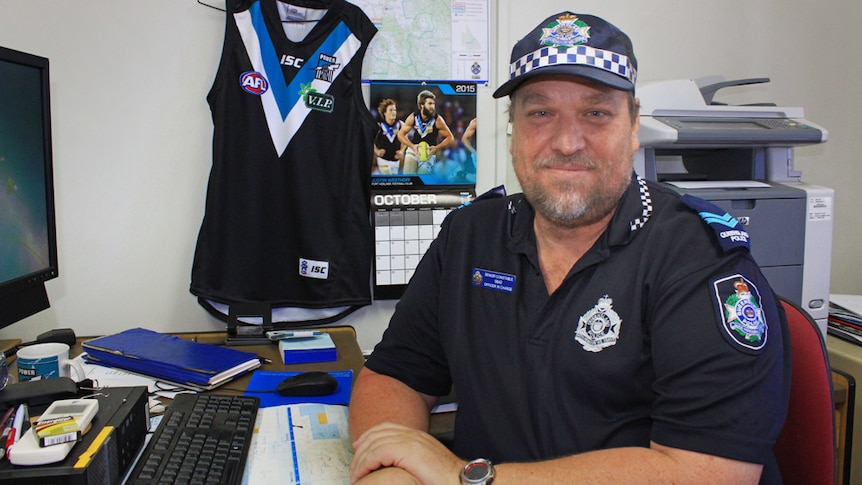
[373,98,404,175]
[462,117,477,157]
[350,11,789,485]
[399,89,454,174]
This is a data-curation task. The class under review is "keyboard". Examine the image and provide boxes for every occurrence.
[125,394,259,485]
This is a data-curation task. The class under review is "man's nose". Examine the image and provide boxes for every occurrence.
[549,119,587,155]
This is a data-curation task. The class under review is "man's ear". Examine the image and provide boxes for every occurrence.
[631,97,641,150]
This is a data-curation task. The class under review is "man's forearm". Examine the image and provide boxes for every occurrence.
[491,442,762,485]
[349,367,435,442]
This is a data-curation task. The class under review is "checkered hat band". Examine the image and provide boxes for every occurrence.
[510,45,636,84]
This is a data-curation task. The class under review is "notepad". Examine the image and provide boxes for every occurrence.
[82,327,261,391]
[278,332,337,365]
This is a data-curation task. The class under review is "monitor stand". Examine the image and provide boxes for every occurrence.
[0,283,50,329]
[225,302,273,346]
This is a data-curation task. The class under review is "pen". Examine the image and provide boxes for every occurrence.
[5,404,26,453]
[266,330,322,340]
[0,406,16,460]
[0,407,15,437]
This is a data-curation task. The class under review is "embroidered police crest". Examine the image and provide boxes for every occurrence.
[540,13,591,48]
[714,275,767,351]
[575,295,621,352]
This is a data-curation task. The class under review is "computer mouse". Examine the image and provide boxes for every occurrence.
[276,371,339,396]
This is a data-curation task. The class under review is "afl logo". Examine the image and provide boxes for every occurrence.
[240,71,268,95]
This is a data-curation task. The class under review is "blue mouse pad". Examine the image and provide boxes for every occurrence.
[244,370,353,408]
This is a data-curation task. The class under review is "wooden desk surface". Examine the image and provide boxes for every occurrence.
[22,327,365,395]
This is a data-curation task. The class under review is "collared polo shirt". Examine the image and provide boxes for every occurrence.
[366,175,789,483]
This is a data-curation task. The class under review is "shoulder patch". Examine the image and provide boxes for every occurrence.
[680,194,750,252]
[712,274,768,353]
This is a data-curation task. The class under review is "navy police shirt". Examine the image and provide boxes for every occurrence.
[365,174,790,484]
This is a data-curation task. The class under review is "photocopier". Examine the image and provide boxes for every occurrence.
[634,77,833,334]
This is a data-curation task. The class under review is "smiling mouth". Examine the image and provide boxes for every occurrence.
[535,155,599,172]
[548,163,591,171]
[539,161,597,175]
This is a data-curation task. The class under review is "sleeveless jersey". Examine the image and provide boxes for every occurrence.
[410,112,439,145]
[375,120,402,160]
[191,0,377,324]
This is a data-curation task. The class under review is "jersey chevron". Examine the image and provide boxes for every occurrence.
[235,3,362,155]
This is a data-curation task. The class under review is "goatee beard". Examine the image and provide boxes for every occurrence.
[521,154,630,229]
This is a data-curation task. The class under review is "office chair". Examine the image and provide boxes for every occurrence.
[773,298,836,485]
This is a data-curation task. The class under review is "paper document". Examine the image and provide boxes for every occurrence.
[242,404,352,484]
[830,294,862,316]
[76,354,185,399]
[666,180,771,189]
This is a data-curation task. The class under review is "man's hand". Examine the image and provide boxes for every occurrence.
[352,467,421,485]
[351,422,465,485]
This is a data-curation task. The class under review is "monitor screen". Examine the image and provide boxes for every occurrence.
[0,46,58,329]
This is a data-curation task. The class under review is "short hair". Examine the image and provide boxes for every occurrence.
[417,90,436,109]
[377,98,396,118]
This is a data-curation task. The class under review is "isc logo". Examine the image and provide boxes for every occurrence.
[299,258,329,280]
[239,71,269,95]
[280,54,305,68]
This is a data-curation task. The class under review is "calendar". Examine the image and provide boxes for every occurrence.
[372,190,473,299]
[366,80,478,299]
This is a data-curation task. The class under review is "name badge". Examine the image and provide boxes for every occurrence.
[471,268,515,293]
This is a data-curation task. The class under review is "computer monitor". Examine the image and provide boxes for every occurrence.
[0,45,58,329]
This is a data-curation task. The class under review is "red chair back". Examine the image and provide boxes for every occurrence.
[774,298,835,485]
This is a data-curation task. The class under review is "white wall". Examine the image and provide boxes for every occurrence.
[1,1,860,353]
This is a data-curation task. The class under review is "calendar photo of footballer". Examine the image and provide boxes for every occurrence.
[368,80,477,189]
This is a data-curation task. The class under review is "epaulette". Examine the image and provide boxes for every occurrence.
[680,194,751,253]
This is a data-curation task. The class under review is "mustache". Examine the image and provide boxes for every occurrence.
[533,154,600,170]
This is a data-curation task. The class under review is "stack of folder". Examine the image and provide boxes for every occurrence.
[82,328,261,391]
[828,302,862,346]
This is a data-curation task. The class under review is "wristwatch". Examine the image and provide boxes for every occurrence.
[461,458,495,484]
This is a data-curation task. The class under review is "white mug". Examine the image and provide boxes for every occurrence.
[17,342,85,383]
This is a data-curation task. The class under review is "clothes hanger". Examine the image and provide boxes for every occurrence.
[277,0,331,23]
[197,0,225,12]
[281,0,332,8]
[196,0,330,22]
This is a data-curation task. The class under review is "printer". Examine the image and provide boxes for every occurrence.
[634,77,833,335]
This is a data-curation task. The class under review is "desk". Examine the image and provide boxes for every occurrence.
[161,327,365,395]
[828,335,862,485]
[0,328,364,484]
[7,326,364,396]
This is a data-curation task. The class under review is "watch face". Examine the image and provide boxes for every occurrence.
[464,461,490,479]
[462,458,495,484]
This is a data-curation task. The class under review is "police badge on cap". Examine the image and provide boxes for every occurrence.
[540,13,591,47]
[493,12,637,98]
